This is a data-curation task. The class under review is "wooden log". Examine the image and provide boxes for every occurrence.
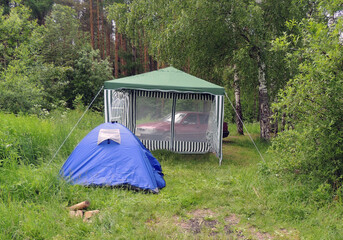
[75,210,83,218]
[83,210,100,222]
[69,210,83,218]
[68,200,90,211]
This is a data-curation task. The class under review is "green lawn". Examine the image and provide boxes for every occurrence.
[0,111,342,239]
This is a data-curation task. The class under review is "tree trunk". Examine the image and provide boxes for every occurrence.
[101,1,105,59]
[257,51,271,140]
[233,64,244,135]
[89,0,94,49]
[120,34,127,76]
[149,56,154,71]
[132,42,137,75]
[114,27,119,78]
[96,0,100,51]
[106,21,111,59]
[139,30,144,73]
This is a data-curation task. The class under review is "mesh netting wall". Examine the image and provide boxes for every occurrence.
[104,89,223,159]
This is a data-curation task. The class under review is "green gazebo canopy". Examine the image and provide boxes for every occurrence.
[104,67,225,96]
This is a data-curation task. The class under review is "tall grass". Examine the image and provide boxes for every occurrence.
[0,109,103,166]
[0,112,343,239]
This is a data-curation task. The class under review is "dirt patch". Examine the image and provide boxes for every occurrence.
[225,214,240,225]
[147,209,297,239]
[174,209,218,235]
[180,217,217,234]
[173,209,248,238]
[223,214,247,239]
[249,227,274,240]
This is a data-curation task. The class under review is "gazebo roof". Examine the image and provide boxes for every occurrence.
[104,67,225,96]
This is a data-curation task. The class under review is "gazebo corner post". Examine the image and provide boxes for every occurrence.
[132,90,137,134]
[104,89,111,123]
[170,93,177,151]
[219,95,224,165]
[214,94,224,165]
[104,89,108,122]
[128,89,136,133]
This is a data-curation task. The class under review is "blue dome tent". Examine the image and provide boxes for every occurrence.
[60,122,166,193]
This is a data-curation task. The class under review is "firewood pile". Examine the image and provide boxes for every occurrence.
[68,200,99,222]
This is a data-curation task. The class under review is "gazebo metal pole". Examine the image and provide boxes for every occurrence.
[170,93,177,151]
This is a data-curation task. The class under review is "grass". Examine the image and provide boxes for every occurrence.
[1,111,343,239]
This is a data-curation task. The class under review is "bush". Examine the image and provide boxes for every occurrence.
[269,7,343,190]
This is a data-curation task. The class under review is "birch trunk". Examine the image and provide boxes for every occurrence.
[233,64,244,135]
[257,52,271,140]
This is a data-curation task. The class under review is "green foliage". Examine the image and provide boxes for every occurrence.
[0,3,113,114]
[69,48,112,109]
[269,1,343,187]
[0,2,37,71]
[39,4,113,109]
[107,0,310,126]
[24,0,54,25]
[0,3,47,114]
[41,4,86,67]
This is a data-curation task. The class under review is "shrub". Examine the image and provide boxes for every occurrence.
[269,6,343,189]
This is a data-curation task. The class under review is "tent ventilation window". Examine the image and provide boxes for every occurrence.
[98,129,121,145]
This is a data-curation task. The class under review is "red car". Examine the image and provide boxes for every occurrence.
[135,112,229,141]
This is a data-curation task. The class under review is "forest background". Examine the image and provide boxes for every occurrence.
[0,0,342,237]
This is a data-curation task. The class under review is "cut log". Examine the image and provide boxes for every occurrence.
[69,210,83,218]
[83,210,100,222]
[68,200,90,211]
[75,210,83,218]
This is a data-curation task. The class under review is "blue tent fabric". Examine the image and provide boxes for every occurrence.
[60,122,166,193]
